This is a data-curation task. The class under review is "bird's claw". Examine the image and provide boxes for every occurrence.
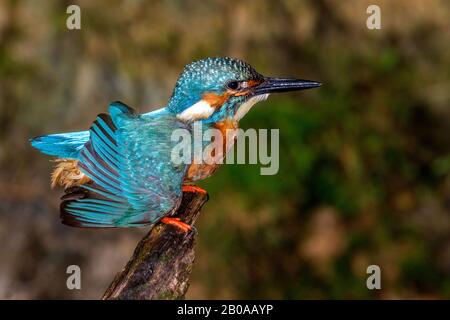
[160,217,192,233]
[182,185,207,194]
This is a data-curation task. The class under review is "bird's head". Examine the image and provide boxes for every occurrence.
[168,57,321,123]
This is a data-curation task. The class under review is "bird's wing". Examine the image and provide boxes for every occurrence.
[61,101,188,228]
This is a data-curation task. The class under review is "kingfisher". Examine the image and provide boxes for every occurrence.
[30,57,320,231]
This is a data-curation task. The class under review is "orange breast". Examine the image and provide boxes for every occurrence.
[185,119,239,182]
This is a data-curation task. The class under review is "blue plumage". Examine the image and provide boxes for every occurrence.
[30,131,89,159]
[30,57,320,229]
[59,101,188,227]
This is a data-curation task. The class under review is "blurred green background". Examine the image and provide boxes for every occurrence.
[0,0,449,299]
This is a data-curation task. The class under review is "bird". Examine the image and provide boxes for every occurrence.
[30,57,320,231]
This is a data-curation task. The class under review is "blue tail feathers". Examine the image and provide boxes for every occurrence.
[30,131,90,159]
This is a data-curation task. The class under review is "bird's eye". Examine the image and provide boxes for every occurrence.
[226,81,240,90]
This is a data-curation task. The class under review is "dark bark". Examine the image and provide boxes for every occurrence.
[102,191,208,300]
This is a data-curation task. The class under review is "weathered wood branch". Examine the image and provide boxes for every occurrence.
[102,191,208,300]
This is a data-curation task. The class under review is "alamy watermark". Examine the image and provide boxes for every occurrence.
[66,265,81,290]
[171,122,280,175]
[366,264,381,290]
[366,5,381,30]
[66,5,81,30]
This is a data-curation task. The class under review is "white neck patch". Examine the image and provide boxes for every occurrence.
[234,94,269,121]
[177,100,215,122]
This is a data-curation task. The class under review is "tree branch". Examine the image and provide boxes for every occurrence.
[102,191,208,300]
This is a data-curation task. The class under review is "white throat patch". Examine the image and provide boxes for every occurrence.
[234,94,269,121]
[177,100,215,122]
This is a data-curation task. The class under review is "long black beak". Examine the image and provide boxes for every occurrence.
[254,77,321,95]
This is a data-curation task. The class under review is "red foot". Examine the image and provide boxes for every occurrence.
[182,185,207,194]
[160,217,192,232]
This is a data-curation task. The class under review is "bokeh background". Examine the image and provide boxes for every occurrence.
[0,0,449,299]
